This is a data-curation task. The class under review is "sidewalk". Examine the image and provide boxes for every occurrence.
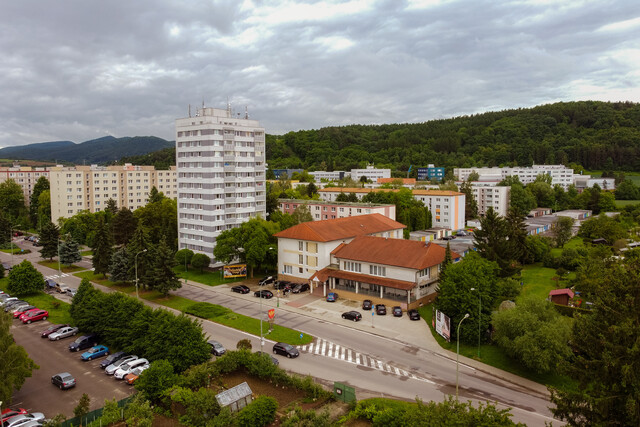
[177,278,550,398]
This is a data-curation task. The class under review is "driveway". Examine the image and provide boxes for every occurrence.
[9,319,135,419]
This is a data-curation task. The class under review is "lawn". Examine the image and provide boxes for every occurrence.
[80,250,93,256]
[549,237,585,257]
[0,278,73,325]
[615,200,640,208]
[0,247,31,255]
[174,266,246,286]
[418,304,573,389]
[74,271,136,293]
[519,263,574,301]
[37,260,84,273]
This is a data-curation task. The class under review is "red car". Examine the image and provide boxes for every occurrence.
[12,306,36,318]
[1,408,28,421]
[20,309,49,324]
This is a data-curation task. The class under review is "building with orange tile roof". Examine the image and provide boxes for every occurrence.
[310,235,460,309]
[274,214,405,282]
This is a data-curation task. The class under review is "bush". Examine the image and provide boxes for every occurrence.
[236,339,252,350]
[191,253,211,272]
[7,260,45,296]
[185,302,232,319]
[170,386,221,427]
[100,398,121,425]
[125,394,153,427]
[135,359,178,402]
[73,393,91,418]
[282,406,331,427]
[235,395,278,427]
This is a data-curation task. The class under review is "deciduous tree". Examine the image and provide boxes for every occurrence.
[112,207,137,246]
[0,310,39,404]
[92,216,114,278]
[0,179,26,222]
[7,260,45,296]
[135,359,177,402]
[553,216,575,248]
[175,249,194,270]
[191,253,211,273]
[29,176,50,228]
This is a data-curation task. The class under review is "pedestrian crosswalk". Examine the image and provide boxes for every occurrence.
[46,273,70,279]
[298,338,434,383]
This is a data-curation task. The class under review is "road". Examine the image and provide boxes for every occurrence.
[3,241,557,426]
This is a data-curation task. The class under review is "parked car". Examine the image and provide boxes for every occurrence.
[326,292,338,302]
[231,285,250,294]
[66,288,77,297]
[272,342,299,358]
[258,276,275,286]
[392,306,403,317]
[41,324,69,338]
[456,230,468,236]
[255,351,279,365]
[254,289,273,299]
[376,304,387,315]
[273,280,291,290]
[341,311,362,321]
[8,302,31,314]
[20,309,49,324]
[51,372,76,390]
[208,339,226,356]
[2,413,45,427]
[0,409,28,422]
[100,351,128,369]
[4,300,27,312]
[114,358,149,379]
[291,283,310,293]
[45,279,57,292]
[124,365,149,385]
[54,283,70,294]
[408,309,421,321]
[105,355,138,375]
[81,345,109,361]
[12,305,36,318]
[69,333,98,352]
[362,299,373,310]
[1,262,11,272]
[0,295,17,306]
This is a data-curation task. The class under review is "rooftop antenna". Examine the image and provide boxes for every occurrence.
[188,104,191,118]
[202,98,205,108]
[226,97,232,118]
[244,106,249,119]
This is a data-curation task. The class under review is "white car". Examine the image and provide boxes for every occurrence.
[48,326,79,341]
[105,355,138,375]
[114,358,149,379]
[3,413,46,427]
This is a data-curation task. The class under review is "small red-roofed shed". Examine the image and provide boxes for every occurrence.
[549,288,574,306]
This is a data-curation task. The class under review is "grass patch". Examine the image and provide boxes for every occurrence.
[0,247,31,255]
[185,301,313,346]
[73,271,136,293]
[80,250,93,256]
[615,199,640,208]
[174,266,246,287]
[140,291,196,312]
[549,237,585,257]
[37,261,83,273]
[0,278,72,325]
[418,304,573,389]
[520,263,563,300]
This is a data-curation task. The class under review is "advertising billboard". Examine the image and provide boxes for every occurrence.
[224,264,247,278]
[433,309,451,342]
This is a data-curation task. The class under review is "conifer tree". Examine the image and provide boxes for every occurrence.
[150,237,181,296]
[59,237,82,266]
[39,222,60,260]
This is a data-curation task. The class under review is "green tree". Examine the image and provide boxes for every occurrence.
[236,395,278,427]
[578,214,627,242]
[0,179,26,222]
[175,248,195,270]
[73,393,91,418]
[0,310,39,404]
[135,359,178,402]
[148,186,164,204]
[109,248,132,282]
[100,398,121,425]
[105,198,118,215]
[509,183,537,214]
[59,236,81,266]
[150,236,181,296]
[39,222,60,260]
[492,297,571,373]
[58,210,98,246]
[553,216,575,248]
[550,258,640,425]
[292,204,313,223]
[127,226,152,290]
[0,211,12,246]
[528,181,555,208]
[29,176,50,228]
[191,253,211,273]
[8,260,45,296]
[92,216,114,278]
[125,393,154,427]
[615,179,639,200]
[37,190,51,227]
[169,386,221,427]
[111,207,138,246]
[134,197,177,250]
[459,181,478,220]
[435,252,499,343]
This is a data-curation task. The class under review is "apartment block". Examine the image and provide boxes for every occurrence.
[472,185,510,216]
[49,164,177,223]
[417,164,445,182]
[350,165,391,183]
[278,199,396,221]
[0,166,50,205]
[175,106,266,260]
[454,165,574,189]
[308,171,347,181]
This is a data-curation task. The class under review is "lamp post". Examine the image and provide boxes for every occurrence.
[456,313,470,401]
[57,237,62,277]
[10,225,14,267]
[135,249,147,299]
[470,287,482,358]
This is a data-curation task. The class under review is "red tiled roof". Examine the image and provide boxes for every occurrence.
[549,288,574,298]
[274,213,405,242]
[333,235,460,270]
[311,267,416,291]
[377,178,416,184]
[318,187,463,196]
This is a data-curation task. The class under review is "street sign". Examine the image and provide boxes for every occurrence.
[299,333,303,339]
[268,309,275,319]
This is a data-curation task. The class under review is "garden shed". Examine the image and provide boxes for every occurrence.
[549,288,574,306]
[215,381,253,413]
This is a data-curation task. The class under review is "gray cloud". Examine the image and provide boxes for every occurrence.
[0,0,638,147]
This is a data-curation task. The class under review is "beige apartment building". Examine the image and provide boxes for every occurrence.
[49,164,177,223]
[0,166,50,205]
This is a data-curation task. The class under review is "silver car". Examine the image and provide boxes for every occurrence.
[48,326,79,341]
[3,413,46,427]
[105,355,138,375]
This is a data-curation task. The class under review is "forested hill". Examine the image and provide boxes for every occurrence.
[266,101,640,173]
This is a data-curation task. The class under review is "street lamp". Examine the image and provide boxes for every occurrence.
[135,249,147,299]
[57,237,62,277]
[470,287,482,358]
[456,313,470,401]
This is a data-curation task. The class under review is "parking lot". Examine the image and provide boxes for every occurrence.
[9,319,135,418]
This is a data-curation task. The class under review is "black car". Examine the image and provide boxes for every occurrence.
[376,304,387,315]
[100,351,128,369]
[291,283,310,293]
[362,300,373,310]
[273,342,299,358]
[255,351,279,365]
[208,339,226,356]
[51,372,76,390]
[342,311,362,321]
[259,276,275,286]
[231,285,250,294]
[392,306,403,317]
[254,289,274,299]
[69,333,98,352]
[408,309,421,321]
[273,280,291,290]
[41,324,69,339]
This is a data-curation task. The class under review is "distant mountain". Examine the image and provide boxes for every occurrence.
[0,136,174,164]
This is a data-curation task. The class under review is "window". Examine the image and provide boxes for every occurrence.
[298,241,304,251]
[370,265,386,276]
[298,254,304,264]
[344,261,361,272]
[418,267,430,278]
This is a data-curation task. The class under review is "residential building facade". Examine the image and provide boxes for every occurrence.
[454,165,575,189]
[350,165,391,182]
[175,106,266,259]
[308,171,347,181]
[472,185,510,216]
[0,166,50,205]
[274,214,405,282]
[417,164,445,182]
[49,164,177,223]
[279,199,396,221]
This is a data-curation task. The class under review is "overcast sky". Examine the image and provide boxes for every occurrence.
[1,0,639,148]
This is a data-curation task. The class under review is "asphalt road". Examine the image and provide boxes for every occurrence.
[2,241,557,426]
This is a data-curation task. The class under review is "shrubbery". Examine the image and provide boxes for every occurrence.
[235,396,278,427]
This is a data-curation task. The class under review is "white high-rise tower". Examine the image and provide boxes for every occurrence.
[176,105,266,261]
